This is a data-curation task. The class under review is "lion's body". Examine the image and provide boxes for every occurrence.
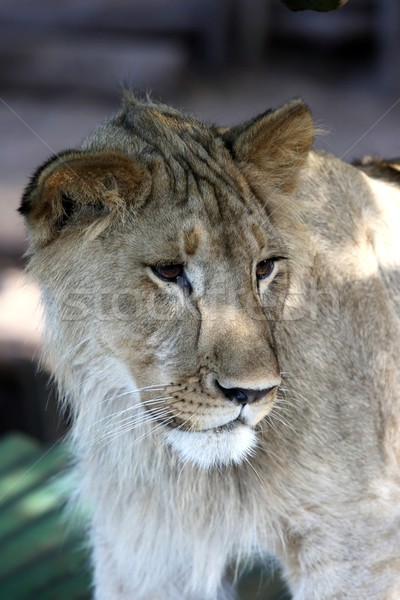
[21,96,400,599]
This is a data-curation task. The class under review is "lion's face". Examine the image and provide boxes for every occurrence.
[103,190,286,467]
[21,97,314,468]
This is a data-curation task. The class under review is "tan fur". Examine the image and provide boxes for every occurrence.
[21,95,400,599]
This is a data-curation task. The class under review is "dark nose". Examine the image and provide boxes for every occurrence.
[215,381,273,405]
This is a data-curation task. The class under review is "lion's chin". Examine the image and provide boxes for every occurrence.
[165,423,258,469]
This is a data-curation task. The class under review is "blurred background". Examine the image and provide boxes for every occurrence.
[0,0,399,598]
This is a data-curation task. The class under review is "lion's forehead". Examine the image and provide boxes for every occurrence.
[135,164,274,263]
[134,203,271,269]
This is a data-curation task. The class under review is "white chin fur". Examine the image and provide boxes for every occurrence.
[165,424,258,469]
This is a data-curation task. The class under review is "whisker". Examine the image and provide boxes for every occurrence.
[91,407,173,444]
[102,406,172,434]
[129,412,184,448]
[244,455,263,486]
[99,410,172,443]
[141,396,175,407]
[76,394,175,436]
[106,396,174,423]
[111,385,168,401]
[104,395,183,431]
[279,385,316,415]
[268,409,297,437]
[262,412,288,445]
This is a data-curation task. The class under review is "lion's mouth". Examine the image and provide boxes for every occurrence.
[148,386,278,433]
[159,414,241,433]
[157,405,265,435]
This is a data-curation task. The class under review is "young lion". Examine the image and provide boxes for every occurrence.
[20,95,400,599]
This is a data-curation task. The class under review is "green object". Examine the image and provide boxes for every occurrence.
[281,0,349,11]
[0,434,91,599]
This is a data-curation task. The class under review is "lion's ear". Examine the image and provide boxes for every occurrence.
[224,100,314,192]
[20,150,147,246]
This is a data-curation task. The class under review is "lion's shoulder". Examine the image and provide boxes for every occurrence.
[353,156,400,188]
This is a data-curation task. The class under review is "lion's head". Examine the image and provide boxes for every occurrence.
[20,96,314,468]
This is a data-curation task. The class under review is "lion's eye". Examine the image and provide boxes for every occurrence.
[152,264,184,282]
[256,259,275,280]
[152,263,192,295]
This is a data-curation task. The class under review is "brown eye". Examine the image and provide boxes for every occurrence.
[256,259,275,280]
[152,264,184,282]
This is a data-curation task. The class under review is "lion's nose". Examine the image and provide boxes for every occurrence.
[215,381,274,405]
